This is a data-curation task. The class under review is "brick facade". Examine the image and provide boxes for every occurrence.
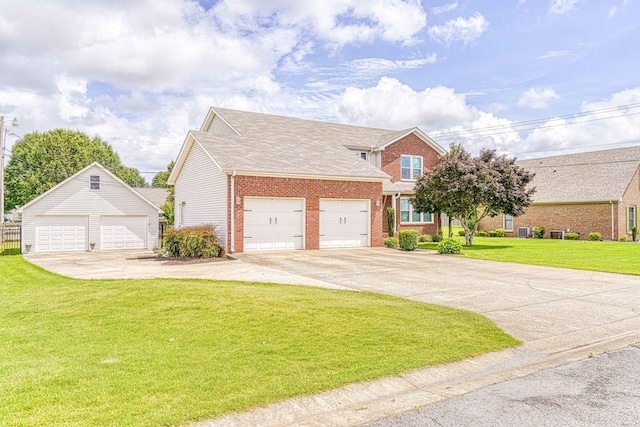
[381,134,442,236]
[228,175,383,253]
[381,133,440,181]
[480,202,620,240]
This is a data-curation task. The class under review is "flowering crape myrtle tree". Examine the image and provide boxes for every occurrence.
[413,144,536,246]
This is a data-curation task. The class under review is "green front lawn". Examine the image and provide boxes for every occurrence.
[420,236,640,275]
[0,256,518,426]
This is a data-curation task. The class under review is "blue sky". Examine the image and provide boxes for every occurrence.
[1,0,639,181]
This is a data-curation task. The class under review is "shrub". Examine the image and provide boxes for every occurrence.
[162,224,221,258]
[476,230,487,237]
[384,236,399,248]
[619,234,628,242]
[457,229,466,236]
[437,238,462,254]
[564,232,580,240]
[418,234,433,243]
[588,231,602,241]
[533,225,545,239]
[633,227,638,242]
[488,230,498,237]
[432,233,443,242]
[398,229,419,251]
[386,207,396,237]
[492,228,506,237]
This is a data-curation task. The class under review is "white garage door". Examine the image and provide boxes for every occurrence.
[36,216,88,252]
[319,199,369,248]
[243,198,304,251]
[100,216,147,250]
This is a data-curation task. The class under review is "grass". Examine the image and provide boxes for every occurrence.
[0,256,518,426]
[420,236,640,275]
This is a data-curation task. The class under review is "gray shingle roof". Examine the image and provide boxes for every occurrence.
[187,108,442,180]
[133,187,169,208]
[518,146,640,203]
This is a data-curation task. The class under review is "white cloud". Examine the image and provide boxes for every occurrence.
[549,0,580,15]
[428,13,489,44]
[518,87,559,109]
[431,2,459,15]
[524,87,640,153]
[347,56,438,75]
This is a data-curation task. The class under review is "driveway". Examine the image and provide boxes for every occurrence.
[24,247,640,427]
[236,248,640,349]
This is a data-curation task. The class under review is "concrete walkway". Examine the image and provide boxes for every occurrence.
[24,248,640,426]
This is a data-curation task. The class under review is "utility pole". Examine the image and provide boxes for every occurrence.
[0,116,19,224]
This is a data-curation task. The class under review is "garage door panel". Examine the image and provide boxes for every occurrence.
[100,216,147,250]
[243,198,304,252]
[36,216,88,252]
[319,199,369,249]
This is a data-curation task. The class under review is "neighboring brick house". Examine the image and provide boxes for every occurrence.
[167,107,445,253]
[480,146,640,241]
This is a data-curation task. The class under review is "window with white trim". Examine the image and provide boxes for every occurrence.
[90,175,100,190]
[401,155,423,180]
[358,152,368,160]
[627,205,637,232]
[400,197,433,224]
[503,214,514,231]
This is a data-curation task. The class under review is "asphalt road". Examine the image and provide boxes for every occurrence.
[366,345,640,427]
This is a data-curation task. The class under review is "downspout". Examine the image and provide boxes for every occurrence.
[230,171,236,254]
[392,192,401,235]
[610,200,615,241]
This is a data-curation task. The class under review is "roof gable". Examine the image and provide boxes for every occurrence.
[376,127,446,154]
[18,162,162,213]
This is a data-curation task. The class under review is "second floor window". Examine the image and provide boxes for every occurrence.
[401,155,422,180]
[90,175,100,190]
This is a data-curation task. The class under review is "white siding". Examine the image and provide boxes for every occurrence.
[174,142,228,246]
[207,115,237,135]
[21,165,159,252]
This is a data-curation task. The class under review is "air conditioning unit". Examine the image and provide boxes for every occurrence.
[517,227,530,238]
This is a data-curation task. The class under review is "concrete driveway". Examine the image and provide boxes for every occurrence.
[236,248,640,349]
[23,247,640,427]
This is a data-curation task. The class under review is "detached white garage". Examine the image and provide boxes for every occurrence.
[19,162,162,254]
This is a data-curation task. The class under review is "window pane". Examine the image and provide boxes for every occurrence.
[401,211,410,222]
[413,168,422,179]
[401,156,411,167]
[412,211,421,222]
[412,157,422,169]
[400,198,409,210]
[402,168,411,180]
[423,212,432,223]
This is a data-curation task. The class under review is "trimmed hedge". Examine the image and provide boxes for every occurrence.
[163,224,221,258]
[533,225,545,239]
[564,232,580,240]
[437,238,462,254]
[384,237,399,248]
[398,230,419,251]
[418,234,433,243]
[588,231,602,241]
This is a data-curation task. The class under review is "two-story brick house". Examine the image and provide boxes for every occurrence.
[168,107,445,253]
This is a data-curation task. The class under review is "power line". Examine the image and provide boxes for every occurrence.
[432,102,640,142]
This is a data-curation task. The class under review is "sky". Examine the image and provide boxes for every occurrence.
[1,0,639,182]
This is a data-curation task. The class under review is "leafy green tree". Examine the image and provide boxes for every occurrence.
[4,129,147,210]
[413,144,535,246]
[151,160,175,188]
[152,160,175,224]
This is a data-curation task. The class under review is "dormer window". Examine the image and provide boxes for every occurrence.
[401,155,422,180]
[90,175,100,190]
